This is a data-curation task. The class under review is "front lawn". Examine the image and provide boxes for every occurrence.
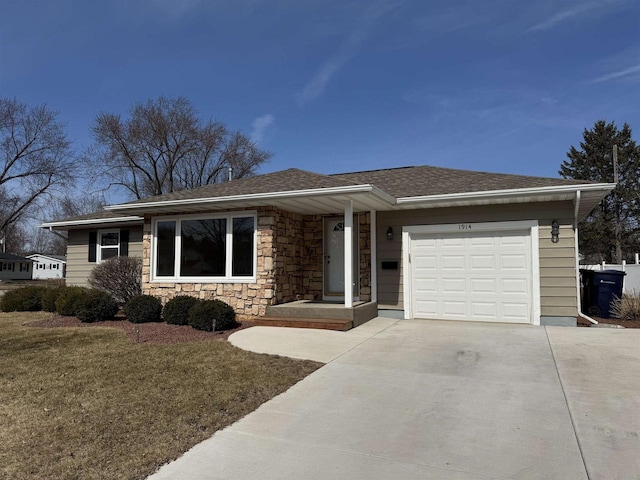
[0,312,321,480]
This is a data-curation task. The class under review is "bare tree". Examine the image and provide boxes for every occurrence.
[0,98,75,239]
[89,96,271,199]
[30,192,108,256]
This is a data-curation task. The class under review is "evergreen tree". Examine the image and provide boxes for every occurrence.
[560,120,640,263]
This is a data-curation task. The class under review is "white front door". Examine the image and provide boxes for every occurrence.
[324,217,359,298]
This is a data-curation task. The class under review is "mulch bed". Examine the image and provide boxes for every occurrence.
[27,315,255,344]
[577,316,640,328]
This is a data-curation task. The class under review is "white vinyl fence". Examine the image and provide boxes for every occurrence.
[581,253,640,294]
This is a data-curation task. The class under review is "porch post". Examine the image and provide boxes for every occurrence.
[370,210,377,303]
[344,200,353,308]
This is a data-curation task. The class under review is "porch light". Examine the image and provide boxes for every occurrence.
[551,220,559,243]
[386,227,393,240]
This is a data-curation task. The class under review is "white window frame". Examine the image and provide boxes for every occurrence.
[97,229,120,263]
[151,211,257,283]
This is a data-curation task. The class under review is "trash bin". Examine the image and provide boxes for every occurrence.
[580,269,626,319]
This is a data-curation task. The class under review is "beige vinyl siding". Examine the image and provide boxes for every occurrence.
[376,201,578,318]
[66,226,143,287]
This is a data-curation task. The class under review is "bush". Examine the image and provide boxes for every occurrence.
[89,256,142,304]
[163,296,199,325]
[0,286,47,312]
[76,290,119,323]
[55,287,89,316]
[124,295,163,323]
[42,286,67,312]
[611,290,640,321]
[188,299,236,332]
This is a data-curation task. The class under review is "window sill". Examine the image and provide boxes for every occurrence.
[150,277,257,284]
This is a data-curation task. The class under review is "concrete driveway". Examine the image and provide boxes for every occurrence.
[148,320,640,480]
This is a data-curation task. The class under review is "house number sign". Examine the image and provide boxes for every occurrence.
[458,224,472,230]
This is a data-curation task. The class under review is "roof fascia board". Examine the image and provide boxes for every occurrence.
[26,254,67,263]
[41,216,144,229]
[396,183,615,206]
[105,184,397,212]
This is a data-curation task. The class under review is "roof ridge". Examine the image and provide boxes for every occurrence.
[333,164,580,182]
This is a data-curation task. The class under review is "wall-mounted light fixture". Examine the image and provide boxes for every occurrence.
[551,220,559,243]
[386,227,393,240]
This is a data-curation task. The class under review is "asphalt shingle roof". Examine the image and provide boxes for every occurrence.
[0,252,32,262]
[332,165,587,198]
[48,165,596,224]
[114,165,588,207]
[122,169,354,205]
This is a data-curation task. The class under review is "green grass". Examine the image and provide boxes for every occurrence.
[0,312,321,479]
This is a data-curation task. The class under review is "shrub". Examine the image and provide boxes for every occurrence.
[611,290,640,321]
[55,287,89,316]
[76,290,119,323]
[163,296,199,325]
[124,295,163,323]
[42,286,67,312]
[188,299,236,332]
[89,256,142,304]
[0,286,47,312]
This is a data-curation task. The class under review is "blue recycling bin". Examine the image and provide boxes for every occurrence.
[580,269,626,319]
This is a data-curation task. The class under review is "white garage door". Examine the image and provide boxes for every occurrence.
[409,228,533,324]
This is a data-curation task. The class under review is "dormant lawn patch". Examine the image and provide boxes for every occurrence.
[0,312,321,480]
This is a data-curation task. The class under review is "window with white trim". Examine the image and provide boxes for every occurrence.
[98,230,120,262]
[152,212,257,282]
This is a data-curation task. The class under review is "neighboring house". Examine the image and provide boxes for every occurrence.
[27,254,67,280]
[0,252,33,281]
[41,165,614,327]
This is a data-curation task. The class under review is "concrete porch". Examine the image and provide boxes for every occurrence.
[254,300,378,331]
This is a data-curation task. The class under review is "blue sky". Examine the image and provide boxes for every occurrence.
[1,0,639,203]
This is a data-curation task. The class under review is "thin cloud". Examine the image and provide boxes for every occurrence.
[250,114,275,143]
[591,64,640,83]
[527,2,599,32]
[295,1,399,106]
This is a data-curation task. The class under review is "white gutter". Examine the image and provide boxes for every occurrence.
[396,182,615,206]
[41,216,144,229]
[106,184,397,212]
[573,190,598,325]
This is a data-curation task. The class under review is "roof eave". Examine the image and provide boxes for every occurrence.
[104,184,397,214]
[395,183,615,209]
[40,216,145,230]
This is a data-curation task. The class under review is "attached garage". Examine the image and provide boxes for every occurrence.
[402,221,541,325]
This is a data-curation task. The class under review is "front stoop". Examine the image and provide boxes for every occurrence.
[259,301,378,331]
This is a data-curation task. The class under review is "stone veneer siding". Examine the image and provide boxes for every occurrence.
[142,207,372,318]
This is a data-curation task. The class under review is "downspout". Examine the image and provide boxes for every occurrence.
[48,226,68,241]
[574,190,598,325]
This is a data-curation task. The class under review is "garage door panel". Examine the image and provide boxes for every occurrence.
[442,255,465,269]
[441,237,466,248]
[500,254,528,270]
[502,303,530,322]
[415,300,438,316]
[410,228,533,324]
[471,302,497,318]
[414,278,437,293]
[442,277,466,293]
[500,235,527,247]
[471,278,497,293]
[414,255,437,269]
[502,278,528,294]
[442,301,467,317]
[470,255,495,270]
[469,236,496,247]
